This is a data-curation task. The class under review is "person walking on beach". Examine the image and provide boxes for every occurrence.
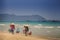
[10,23,15,34]
[23,26,29,36]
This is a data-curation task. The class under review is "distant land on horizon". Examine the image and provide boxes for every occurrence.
[0,14,60,22]
[0,14,46,21]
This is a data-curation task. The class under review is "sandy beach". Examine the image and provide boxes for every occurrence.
[0,32,48,40]
[0,23,60,40]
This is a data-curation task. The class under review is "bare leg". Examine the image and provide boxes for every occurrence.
[25,31,27,36]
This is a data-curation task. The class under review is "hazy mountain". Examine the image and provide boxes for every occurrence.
[0,14,46,21]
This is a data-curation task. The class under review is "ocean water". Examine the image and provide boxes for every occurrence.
[0,21,60,38]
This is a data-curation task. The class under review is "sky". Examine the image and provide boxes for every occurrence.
[0,0,60,20]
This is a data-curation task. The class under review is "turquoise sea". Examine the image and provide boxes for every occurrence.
[0,21,60,38]
[0,21,60,26]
